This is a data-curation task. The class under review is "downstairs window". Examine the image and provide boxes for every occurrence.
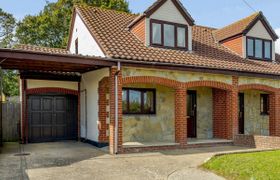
[122,88,156,114]
[260,94,269,115]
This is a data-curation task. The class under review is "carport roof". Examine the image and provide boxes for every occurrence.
[0,48,116,73]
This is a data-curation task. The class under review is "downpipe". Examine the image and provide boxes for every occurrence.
[114,62,121,154]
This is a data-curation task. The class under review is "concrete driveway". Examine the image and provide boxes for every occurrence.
[0,141,249,180]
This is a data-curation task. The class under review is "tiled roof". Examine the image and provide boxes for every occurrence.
[15,44,70,55]
[213,12,260,42]
[75,5,280,76]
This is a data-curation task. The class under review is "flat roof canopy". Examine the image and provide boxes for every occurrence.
[0,49,116,73]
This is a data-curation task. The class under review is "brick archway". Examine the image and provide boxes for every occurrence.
[238,84,279,137]
[238,84,277,93]
[185,80,235,140]
[26,87,79,95]
[185,80,234,91]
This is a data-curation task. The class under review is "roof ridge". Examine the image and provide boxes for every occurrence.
[216,12,260,32]
[74,4,136,16]
[14,44,68,51]
[194,25,217,30]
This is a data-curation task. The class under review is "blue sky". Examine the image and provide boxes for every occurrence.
[1,0,280,52]
[1,0,279,29]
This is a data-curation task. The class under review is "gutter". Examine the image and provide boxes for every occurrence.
[1,48,280,79]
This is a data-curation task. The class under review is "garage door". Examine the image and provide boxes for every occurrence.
[28,94,77,142]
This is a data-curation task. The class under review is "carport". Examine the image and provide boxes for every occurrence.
[0,48,116,143]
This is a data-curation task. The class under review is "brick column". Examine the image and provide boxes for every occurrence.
[98,77,109,143]
[227,89,238,139]
[269,92,280,136]
[230,76,239,139]
[175,88,187,146]
[109,67,122,154]
[213,89,228,139]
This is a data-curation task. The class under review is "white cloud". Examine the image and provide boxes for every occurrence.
[275,28,280,54]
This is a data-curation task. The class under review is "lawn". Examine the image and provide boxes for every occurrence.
[202,150,280,180]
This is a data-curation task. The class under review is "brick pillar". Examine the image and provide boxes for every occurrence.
[269,92,280,136]
[98,77,109,143]
[213,89,228,139]
[175,88,187,146]
[109,67,122,154]
[227,89,238,139]
[230,76,239,139]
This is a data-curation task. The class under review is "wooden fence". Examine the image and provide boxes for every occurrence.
[2,102,20,142]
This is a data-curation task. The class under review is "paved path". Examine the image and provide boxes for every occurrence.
[0,141,251,180]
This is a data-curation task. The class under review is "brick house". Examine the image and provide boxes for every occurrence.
[1,0,280,154]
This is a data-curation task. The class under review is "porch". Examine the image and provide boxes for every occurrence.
[108,73,280,154]
[116,76,237,153]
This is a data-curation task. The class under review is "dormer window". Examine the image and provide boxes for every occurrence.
[246,37,272,60]
[150,19,188,49]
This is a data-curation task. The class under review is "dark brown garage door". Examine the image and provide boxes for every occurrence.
[28,94,77,143]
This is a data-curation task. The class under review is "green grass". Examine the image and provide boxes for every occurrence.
[202,150,280,180]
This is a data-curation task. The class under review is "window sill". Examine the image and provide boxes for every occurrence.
[123,113,156,116]
[260,113,269,116]
[247,57,273,62]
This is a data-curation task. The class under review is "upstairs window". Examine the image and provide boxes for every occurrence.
[246,37,272,60]
[75,38,79,54]
[151,19,188,49]
[122,88,156,115]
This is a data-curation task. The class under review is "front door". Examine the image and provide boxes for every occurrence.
[238,93,245,134]
[187,90,197,138]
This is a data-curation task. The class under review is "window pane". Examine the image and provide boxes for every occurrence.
[264,41,271,59]
[129,90,141,113]
[255,39,263,58]
[152,23,162,44]
[143,91,155,113]
[122,90,128,112]
[164,24,175,47]
[247,38,254,57]
[177,27,186,47]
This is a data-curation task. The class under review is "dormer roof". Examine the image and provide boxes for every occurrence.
[128,0,194,29]
[214,12,278,42]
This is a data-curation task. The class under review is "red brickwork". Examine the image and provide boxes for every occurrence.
[175,88,187,146]
[221,35,243,56]
[98,77,109,143]
[269,92,280,136]
[109,67,123,154]
[213,89,229,139]
[26,87,79,95]
[234,134,280,149]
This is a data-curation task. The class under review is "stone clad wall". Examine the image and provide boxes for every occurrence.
[239,77,280,89]
[243,90,269,136]
[122,67,232,84]
[122,84,175,143]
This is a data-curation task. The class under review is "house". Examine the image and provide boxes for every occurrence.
[1,0,280,154]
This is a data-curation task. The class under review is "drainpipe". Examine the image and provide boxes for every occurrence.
[114,62,121,154]
[80,89,87,140]
[81,76,88,141]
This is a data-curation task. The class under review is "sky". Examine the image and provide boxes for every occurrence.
[1,0,280,52]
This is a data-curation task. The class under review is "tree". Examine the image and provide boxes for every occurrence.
[16,0,130,48]
[0,8,16,48]
[1,70,19,97]
[0,9,18,97]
